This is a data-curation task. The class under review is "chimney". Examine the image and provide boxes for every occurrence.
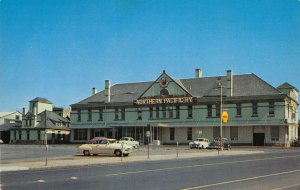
[105,80,111,103]
[226,70,233,97]
[22,107,26,116]
[92,87,97,95]
[195,68,202,78]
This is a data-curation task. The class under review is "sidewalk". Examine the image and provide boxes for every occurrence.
[0,149,264,172]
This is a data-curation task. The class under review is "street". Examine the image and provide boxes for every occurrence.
[1,148,300,190]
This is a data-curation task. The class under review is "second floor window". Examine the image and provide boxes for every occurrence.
[77,110,81,121]
[115,109,119,120]
[176,106,180,119]
[236,103,241,117]
[216,104,220,117]
[207,105,212,117]
[88,109,92,121]
[269,102,275,116]
[162,106,166,118]
[168,107,173,119]
[149,107,153,119]
[156,107,160,118]
[98,109,103,121]
[188,106,193,118]
[252,102,258,116]
[121,108,125,120]
[137,108,142,120]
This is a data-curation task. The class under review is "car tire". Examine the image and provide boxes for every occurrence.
[123,153,129,157]
[83,150,90,156]
[115,150,122,156]
[201,145,204,149]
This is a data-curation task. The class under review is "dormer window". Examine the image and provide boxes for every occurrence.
[160,89,169,96]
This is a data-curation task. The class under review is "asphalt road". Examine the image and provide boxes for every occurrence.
[2,149,300,190]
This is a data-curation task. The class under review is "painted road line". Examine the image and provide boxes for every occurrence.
[105,155,300,176]
[181,169,300,190]
[272,183,300,190]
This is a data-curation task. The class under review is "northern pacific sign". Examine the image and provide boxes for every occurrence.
[135,97,194,105]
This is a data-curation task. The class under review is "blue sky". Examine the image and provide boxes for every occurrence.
[1,0,300,111]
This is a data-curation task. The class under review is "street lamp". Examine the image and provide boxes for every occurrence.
[218,82,224,151]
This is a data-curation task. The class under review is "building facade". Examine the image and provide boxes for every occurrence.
[0,111,22,143]
[10,97,70,144]
[70,70,298,147]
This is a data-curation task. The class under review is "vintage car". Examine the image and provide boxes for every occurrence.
[207,138,231,150]
[189,138,210,149]
[118,137,140,148]
[78,137,132,156]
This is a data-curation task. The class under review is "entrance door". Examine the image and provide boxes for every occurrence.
[253,133,265,146]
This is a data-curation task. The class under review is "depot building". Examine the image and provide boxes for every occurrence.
[70,69,298,147]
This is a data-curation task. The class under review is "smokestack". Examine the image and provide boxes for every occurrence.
[92,87,97,95]
[226,70,233,97]
[195,68,202,78]
[105,80,111,103]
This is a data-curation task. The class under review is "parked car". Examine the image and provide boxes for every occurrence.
[207,138,231,150]
[189,138,210,149]
[118,137,139,148]
[78,137,132,156]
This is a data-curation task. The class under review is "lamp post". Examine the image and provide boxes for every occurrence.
[218,82,224,151]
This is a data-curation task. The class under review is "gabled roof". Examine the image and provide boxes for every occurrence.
[72,73,284,106]
[36,110,70,129]
[0,111,22,118]
[277,82,299,92]
[30,97,53,104]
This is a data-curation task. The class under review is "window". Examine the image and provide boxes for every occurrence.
[269,102,275,116]
[168,107,173,118]
[187,127,192,140]
[88,109,92,121]
[73,129,88,141]
[149,107,153,119]
[207,105,212,117]
[230,126,238,141]
[252,102,258,116]
[16,115,20,120]
[19,131,21,140]
[176,106,180,119]
[98,109,103,121]
[77,110,81,122]
[121,108,125,120]
[137,108,142,120]
[160,89,169,96]
[188,106,193,118]
[156,107,160,119]
[236,103,241,117]
[216,104,220,117]
[170,128,175,141]
[162,106,166,118]
[115,108,119,120]
[271,126,279,141]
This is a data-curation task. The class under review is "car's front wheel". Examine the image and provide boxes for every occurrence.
[83,150,90,156]
[115,150,122,156]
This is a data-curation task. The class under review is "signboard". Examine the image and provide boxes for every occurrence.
[222,111,229,123]
[135,97,194,105]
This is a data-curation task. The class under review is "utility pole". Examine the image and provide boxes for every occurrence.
[219,82,223,151]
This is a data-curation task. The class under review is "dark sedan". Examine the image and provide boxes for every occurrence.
[206,141,231,150]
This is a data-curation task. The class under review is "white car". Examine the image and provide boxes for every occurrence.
[189,138,210,149]
[79,137,132,156]
[118,137,139,148]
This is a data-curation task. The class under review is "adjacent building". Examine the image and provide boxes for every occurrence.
[0,111,22,143]
[70,69,298,147]
[10,97,71,144]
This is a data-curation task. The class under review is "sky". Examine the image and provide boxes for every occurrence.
[1,0,300,112]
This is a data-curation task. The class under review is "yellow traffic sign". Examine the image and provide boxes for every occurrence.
[222,111,229,123]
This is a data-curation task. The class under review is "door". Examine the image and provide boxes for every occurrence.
[253,133,265,146]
